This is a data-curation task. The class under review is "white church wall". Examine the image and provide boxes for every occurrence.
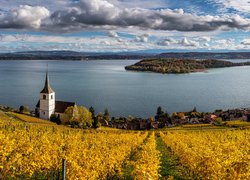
[39,92,55,120]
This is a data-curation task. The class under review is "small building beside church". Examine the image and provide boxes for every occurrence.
[36,71,76,121]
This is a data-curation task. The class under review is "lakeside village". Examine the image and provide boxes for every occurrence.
[1,71,250,130]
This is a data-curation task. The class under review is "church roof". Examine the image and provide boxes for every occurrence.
[40,71,54,94]
[36,100,76,114]
[55,101,76,113]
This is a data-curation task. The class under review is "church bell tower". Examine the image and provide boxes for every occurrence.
[39,71,55,120]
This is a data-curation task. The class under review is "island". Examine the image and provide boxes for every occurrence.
[125,59,250,74]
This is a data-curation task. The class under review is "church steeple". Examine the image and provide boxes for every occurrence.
[38,69,56,120]
[40,71,54,94]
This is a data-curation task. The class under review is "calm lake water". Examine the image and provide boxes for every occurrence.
[1,59,250,118]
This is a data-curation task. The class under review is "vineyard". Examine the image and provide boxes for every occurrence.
[0,111,250,179]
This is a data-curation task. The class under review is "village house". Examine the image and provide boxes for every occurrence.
[110,117,155,130]
[36,71,76,121]
[99,118,109,127]
[204,114,217,124]
[112,121,127,129]
[150,121,159,129]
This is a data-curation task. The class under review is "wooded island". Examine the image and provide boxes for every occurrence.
[125,59,250,74]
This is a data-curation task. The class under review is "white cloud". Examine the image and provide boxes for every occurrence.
[100,40,111,45]
[157,38,177,46]
[0,0,68,11]
[0,0,249,34]
[107,31,118,38]
[210,38,239,50]
[211,0,250,13]
[241,39,250,46]
[157,37,202,48]
[216,39,233,45]
[0,5,50,29]
[47,0,250,32]
[203,43,210,47]
[109,0,168,9]
[180,38,198,47]
[199,36,211,42]
[134,34,149,43]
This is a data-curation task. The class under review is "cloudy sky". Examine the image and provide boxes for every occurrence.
[0,0,250,53]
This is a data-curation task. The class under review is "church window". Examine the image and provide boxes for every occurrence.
[43,95,46,99]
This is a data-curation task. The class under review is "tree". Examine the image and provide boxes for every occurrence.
[65,105,79,124]
[157,106,164,116]
[19,105,30,114]
[94,113,104,128]
[172,112,177,117]
[155,106,164,121]
[65,105,93,128]
[89,106,95,119]
[148,117,154,123]
[192,106,197,112]
[127,115,135,122]
[177,112,185,120]
[213,117,224,126]
[89,106,100,128]
[92,116,101,128]
[247,114,250,122]
[104,108,110,122]
[50,114,61,125]
[78,106,93,128]
[155,106,171,126]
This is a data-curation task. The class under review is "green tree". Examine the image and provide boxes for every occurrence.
[94,113,103,128]
[155,106,164,121]
[104,108,110,122]
[92,116,101,129]
[192,106,197,112]
[89,106,100,128]
[157,106,164,116]
[50,114,61,125]
[213,117,224,126]
[89,106,95,119]
[19,105,30,114]
[247,114,250,122]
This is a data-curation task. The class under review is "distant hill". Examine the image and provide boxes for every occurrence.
[0,51,152,60]
[157,52,250,59]
[0,51,250,60]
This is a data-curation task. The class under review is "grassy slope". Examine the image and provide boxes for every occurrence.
[10,112,55,125]
[156,134,192,180]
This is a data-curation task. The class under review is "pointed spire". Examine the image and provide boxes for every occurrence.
[40,67,54,94]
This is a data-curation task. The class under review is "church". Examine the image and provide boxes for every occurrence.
[36,71,76,120]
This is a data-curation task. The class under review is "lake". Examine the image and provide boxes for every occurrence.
[1,59,250,118]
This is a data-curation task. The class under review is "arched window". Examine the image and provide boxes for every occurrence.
[43,95,46,99]
[51,95,53,99]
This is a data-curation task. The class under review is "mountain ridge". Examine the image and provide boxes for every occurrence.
[1,51,250,60]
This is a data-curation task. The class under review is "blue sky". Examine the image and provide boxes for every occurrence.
[0,0,250,53]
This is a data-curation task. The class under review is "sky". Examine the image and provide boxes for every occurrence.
[0,0,250,53]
